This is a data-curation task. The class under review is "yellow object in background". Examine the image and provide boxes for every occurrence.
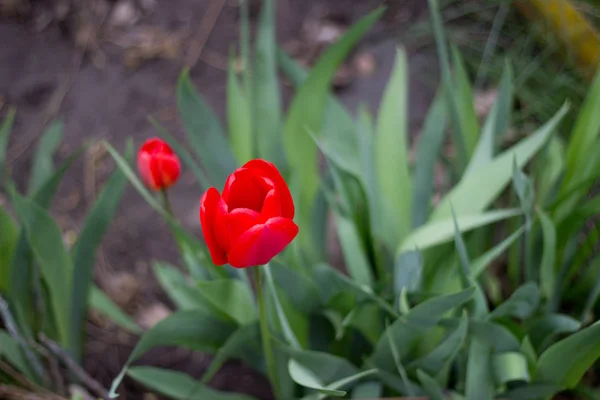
[515,0,600,79]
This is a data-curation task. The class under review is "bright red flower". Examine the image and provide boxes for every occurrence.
[199,159,298,268]
[137,138,181,191]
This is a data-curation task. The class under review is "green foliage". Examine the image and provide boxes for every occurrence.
[0,116,137,394]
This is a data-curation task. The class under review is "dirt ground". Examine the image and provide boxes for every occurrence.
[0,1,437,399]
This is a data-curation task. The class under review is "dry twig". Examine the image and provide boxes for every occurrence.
[38,334,110,400]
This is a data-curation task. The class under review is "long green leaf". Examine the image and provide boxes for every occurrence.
[68,142,130,361]
[128,367,258,400]
[399,208,522,254]
[465,340,494,400]
[254,0,284,167]
[432,103,569,220]
[196,279,257,325]
[27,120,63,194]
[228,51,253,164]
[153,262,210,311]
[282,8,384,224]
[417,369,445,400]
[334,212,374,287]
[471,225,525,278]
[177,70,237,185]
[375,48,412,247]
[0,207,18,293]
[451,47,479,157]
[537,208,556,301]
[412,89,447,228]
[534,321,600,388]
[89,286,142,334]
[109,309,236,397]
[464,61,513,177]
[488,282,539,320]
[10,190,70,345]
[0,108,15,182]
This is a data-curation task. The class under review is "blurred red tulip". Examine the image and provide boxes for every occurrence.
[199,159,298,268]
[137,138,181,191]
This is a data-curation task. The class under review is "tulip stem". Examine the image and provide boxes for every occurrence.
[254,267,281,400]
[160,188,173,216]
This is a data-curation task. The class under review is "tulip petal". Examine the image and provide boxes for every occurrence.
[227,217,299,268]
[137,152,159,190]
[228,208,260,244]
[156,154,181,189]
[199,188,228,265]
[242,159,294,218]
[213,198,231,252]
[260,189,282,220]
[222,168,272,212]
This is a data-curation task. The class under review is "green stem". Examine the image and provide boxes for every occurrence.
[254,267,281,400]
[160,188,173,216]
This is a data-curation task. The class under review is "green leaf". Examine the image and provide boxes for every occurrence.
[417,369,445,400]
[464,61,513,177]
[370,288,475,370]
[289,360,345,397]
[228,52,253,164]
[10,190,70,345]
[334,213,374,287]
[386,319,414,397]
[399,208,522,253]
[470,320,520,352]
[196,279,257,325]
[492,352,530,384]
[0,329,36,380]
[534,321,600,389]
[471,225,525,278]
[536,136,564,205]
[528,314,581,353]
[351,381,382,399]
[394,250,423,295]
[254,0,284,168]
[451,47,479,157]
[412,89,447,228]
[149,118,210,189]
[153,262,211,311]
[263,263,301,348]
[282,8,384,222]
[408,313,469,375]
[0,207,18,293]
[0,108,15,182]
[68,142,130,361]
[109,309,236,397]
[128,367,258,400]
[537,208,557,301]
[375,48,412,247]
[432,103,569,220]
[562,67,600,195]
[501,384,560,400]
[89,286,142,334]
[27,120,63,194]
[269,260,320,314]
[177,70,237,185]
[465,340,494,400]
[200,323,262,384]
[488,282,540,320]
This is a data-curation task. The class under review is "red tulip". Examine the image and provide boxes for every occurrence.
[199,159,298,268]
[137,138,181,191]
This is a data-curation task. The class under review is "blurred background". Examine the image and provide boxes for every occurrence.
[1,0,599,398]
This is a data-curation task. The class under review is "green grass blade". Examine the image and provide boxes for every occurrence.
[9,190,71,345]
[537,208,557,302]
[0,207,18,293]
[464,61,513,177]
[68,142,131,361]
[0,108,15,183]
[254,0,285,168]
[227,51,253,164]
[89,285,142,334]
[128,367,258,400]
[399,208,522,254]
[432,103,569,220]
[375,48,412,248]
[412,89,446,229]
[27,120,63,195]
[177,70,237,186]
[282,7,384,229]
[334,212,374,288]
[451,47,479,157]
[471,225,526,278]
